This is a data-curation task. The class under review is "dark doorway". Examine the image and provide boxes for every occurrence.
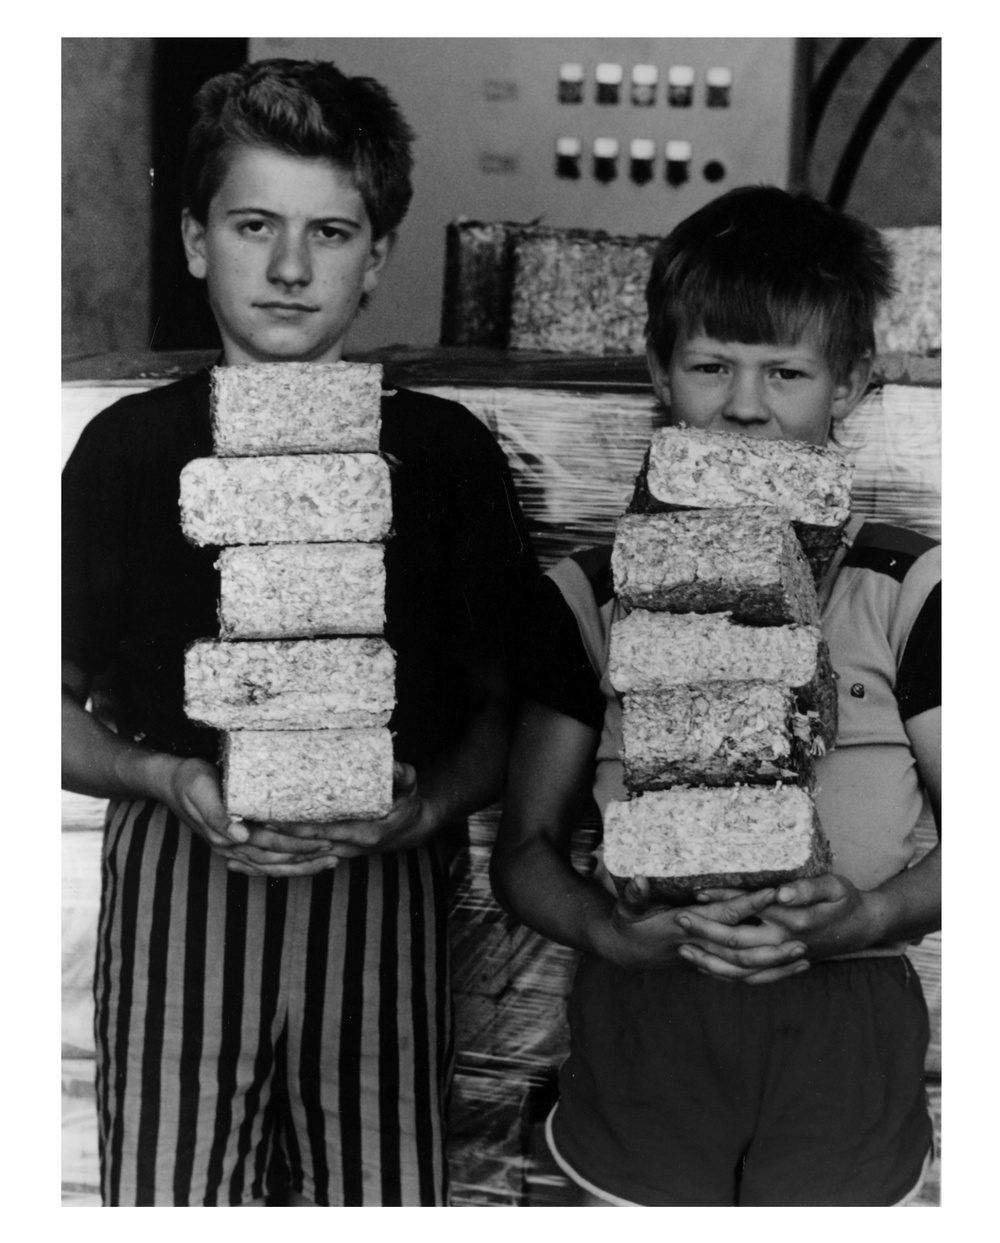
[150,38,248,350]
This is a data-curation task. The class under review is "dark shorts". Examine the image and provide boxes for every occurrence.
[550,954,933,1206]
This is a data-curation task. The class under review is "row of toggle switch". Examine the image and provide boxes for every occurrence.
[558,63,733,107]
[555,137,726,185]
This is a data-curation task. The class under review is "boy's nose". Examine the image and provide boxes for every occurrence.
[267,234,312,287]
[721,372,769,426]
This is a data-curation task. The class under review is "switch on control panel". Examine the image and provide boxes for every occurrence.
[595,63,623,104]
[593,136,619,181]
[665,139,692,185]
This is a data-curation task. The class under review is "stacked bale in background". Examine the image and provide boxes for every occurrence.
[602,426,852,898]
[440,219,941,363]
[180,362,395,822]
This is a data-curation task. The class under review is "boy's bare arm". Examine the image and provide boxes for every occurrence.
[225,656,514,876]
[62,657,249,852]
[490,700,809,979]
[758,705,941,957]
[683,707,941,964]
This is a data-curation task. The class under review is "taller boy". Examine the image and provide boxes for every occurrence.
[62,59,537,1206]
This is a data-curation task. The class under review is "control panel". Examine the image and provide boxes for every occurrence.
[251,38,806,350]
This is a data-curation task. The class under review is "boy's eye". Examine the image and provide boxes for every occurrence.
[693,363,725,374]
[318,225,349,242]
[238,219,269,236]
[772,368,806,381]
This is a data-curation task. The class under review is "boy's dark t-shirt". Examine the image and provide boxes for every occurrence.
[62,368,537,768]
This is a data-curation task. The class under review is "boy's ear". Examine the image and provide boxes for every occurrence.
[181,210,208,281]
[362,231,395,296]
[831,355,873,423]
[646,341,671,407]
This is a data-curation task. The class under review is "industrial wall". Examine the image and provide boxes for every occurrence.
[61,37,941,360]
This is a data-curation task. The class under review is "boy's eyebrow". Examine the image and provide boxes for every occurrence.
[681,340,821,364]
[225,206,364,228]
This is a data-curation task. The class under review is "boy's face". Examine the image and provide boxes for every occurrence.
[182,145,391,365]
[648,330,869,446]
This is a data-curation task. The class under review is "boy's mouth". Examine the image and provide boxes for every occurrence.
[255,301,319,314]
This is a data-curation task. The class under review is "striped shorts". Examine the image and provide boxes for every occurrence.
[94,798,453,1206]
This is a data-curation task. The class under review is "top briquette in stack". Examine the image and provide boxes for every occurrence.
[180,361,396,822]
[630,425,853,578]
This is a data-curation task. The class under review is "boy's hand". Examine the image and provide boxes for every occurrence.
[223,763,434,877]
[160,756,251,852]
[599,877,808,981]
[756,873,878,960]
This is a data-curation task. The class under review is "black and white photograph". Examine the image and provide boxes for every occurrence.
[59,33,946,1213]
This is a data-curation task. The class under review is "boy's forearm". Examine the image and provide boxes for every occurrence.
[412,661,511,834]
[491,831,615,956]
[62,686,181,806]
[864,844,941,946]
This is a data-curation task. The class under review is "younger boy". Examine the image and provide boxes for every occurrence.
[491,186,940,1207]
[62,58,537,1206]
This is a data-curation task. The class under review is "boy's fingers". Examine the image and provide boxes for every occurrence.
[774,875,840,906]
[242,828,332,855]
[392,761,418,797]
[709,888,777,924]
[679,941,808,977]
[615,875,652,916]
[695,887,744,903]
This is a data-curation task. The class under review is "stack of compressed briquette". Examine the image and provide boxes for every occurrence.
[179,362,395,823]
[602,426,854,901]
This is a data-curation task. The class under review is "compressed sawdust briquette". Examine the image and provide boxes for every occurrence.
[631,427,853,574]
[223,727,394,822]
[179,452,391,547]
[210,362,383,456]
[603,785,832,900]
[608,610,838,746]
[218,543,385,639]
[508,229,659,356]
[621,682,820,791]
[610,609,819,690]
[184,637,395,731]
[612,508,819,625]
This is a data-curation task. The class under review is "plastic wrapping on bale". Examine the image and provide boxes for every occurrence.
[612,508,819,625]
[621,682,821,791]
[210,361,382,455]
[218,543,386,639]
[179,452,392,547]
[445,807,595,1203]
[630,426,853,576]
[604,785,833,901]
[184,637,395,730]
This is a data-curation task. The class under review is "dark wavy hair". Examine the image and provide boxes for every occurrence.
[645,185,896,381]
[182,58,415,238]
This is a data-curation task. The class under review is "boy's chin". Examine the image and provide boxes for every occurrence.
[225,336,346,366]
